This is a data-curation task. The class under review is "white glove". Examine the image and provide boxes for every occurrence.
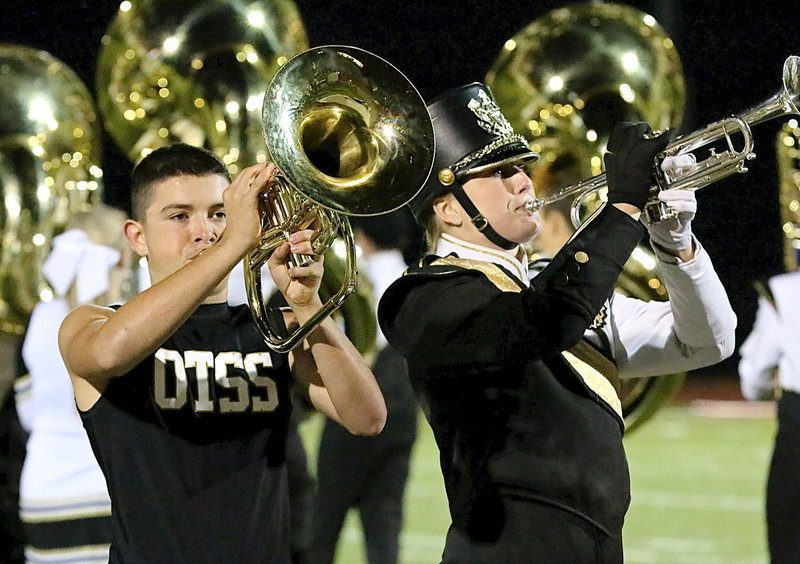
[645,188,696,252]
[660,153,697,180]
[644,154,698,252]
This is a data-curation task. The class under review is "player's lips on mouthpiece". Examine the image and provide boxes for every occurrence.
[187,247,212,260]
[516,199,535,214]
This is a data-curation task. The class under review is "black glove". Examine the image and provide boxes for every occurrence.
[604,122,672,209]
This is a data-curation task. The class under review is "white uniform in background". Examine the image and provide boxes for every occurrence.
[364,249,409,348]
[15,229,119,564]
[226,260,275,307]
[739,271,800,399]
[738,270,800,563]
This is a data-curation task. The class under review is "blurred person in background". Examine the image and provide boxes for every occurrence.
[15,204,131,563]
[1,361,27,563]
[739,272,800,564]
[308,211,419,564]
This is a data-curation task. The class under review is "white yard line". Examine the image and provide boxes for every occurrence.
[634,491,762,512]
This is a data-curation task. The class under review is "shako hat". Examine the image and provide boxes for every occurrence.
[408,83,538,222]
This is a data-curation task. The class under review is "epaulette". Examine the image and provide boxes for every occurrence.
[379,254,524,330]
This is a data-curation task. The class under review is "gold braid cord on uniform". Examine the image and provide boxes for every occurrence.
[432,256,622,418]
[432,257,525,292]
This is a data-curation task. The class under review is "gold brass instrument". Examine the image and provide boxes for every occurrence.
[246,45,434,352]
[95,0,309,169]
[318,243,377,357]
[487,2,685,182]
[777,119,800,271]
[487,2,686,432]
[527,55,800,228]
[0,44,104,335]
[94,3,387,354]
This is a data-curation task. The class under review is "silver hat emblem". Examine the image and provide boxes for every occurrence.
[467,90,514,137]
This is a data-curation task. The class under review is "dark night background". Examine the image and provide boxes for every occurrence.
[2,0,799,377]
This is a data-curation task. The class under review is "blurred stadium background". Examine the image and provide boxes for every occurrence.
[2,0,799,562]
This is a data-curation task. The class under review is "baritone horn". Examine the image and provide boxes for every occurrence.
[245,46,434,352]
[527,55,800,227]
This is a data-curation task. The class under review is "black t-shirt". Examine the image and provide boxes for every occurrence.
[81,303,293,563]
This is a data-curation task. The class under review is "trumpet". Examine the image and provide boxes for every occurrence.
[526,55,800,227]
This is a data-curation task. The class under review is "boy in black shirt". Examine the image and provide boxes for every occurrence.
[60,144,386,563]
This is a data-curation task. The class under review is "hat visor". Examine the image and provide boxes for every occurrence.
[461,141,539,177]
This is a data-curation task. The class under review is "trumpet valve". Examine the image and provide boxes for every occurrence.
[643,199,677,224]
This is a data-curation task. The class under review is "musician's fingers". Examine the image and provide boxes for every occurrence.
[657,189,697,215]
[661,153,696,175]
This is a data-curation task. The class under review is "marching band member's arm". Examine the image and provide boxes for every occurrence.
[271,232,386,437]
[600,239,737,378]
[381,204,646,369]
[739,295,782,400]
[59,164,273,396]
[601,172,736,378]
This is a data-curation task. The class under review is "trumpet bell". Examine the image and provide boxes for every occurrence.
[782,55,800,107]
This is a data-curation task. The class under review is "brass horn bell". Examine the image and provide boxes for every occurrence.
[486,2,688,433]
[246,45,434,352]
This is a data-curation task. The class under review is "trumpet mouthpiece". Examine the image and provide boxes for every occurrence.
[525,198,543,213]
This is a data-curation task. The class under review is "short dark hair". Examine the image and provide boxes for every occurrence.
[350,210,412,250]
[130,143,230,220]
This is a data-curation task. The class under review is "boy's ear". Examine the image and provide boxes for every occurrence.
[432,193,463,227]
[123,219,148,257]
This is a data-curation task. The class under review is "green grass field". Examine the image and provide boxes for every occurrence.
[300,404,776,563]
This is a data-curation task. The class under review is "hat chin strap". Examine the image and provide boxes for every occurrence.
[450,182,518,250]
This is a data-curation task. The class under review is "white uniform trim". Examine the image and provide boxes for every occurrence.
[25,544,111,564]
[436,233,528,285]
[20,494,112,523]
[739,270,800,399]
[13,375,32,418]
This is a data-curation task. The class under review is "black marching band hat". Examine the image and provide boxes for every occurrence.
[409,82,539,222]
